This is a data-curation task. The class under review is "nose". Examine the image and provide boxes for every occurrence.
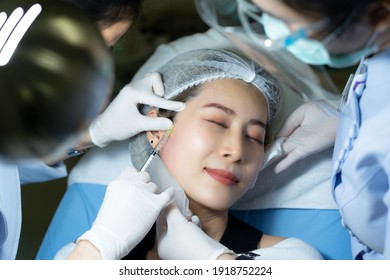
[218,130,243,163]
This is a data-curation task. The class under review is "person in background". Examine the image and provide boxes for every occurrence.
[0,0,183,260]
[50,0,185,163]
[55,0,185,260]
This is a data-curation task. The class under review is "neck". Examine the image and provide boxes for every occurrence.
[189,200,229,241]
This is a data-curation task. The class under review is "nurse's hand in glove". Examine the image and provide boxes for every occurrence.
[274,100,339,174]
[157,205,236,260]
[70,167,174,260]
[89,73,185,147]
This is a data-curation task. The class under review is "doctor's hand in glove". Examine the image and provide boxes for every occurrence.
[274,100,339,174]
[89,73,185,147]
[68,167,174,260]
[156,205,236,260]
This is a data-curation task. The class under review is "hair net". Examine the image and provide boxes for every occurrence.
[156,48,281,122]
[130,48,281,170]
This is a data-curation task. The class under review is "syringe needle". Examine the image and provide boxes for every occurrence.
[140,128,172,172]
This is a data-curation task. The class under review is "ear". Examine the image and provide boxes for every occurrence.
[146,108,165,149]
[146,130,166,149]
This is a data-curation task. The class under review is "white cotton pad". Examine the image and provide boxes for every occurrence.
[147,155,191,218]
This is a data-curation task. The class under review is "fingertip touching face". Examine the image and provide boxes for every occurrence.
[148,79,268,211]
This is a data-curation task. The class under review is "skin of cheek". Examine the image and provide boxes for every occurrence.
[160,120,224,210]
[160,115,213,191]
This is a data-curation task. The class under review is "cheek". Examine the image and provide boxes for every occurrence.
[160,134,186,169]
[245,149,264,183]
[160,122,209,171]
[255,152,265,170]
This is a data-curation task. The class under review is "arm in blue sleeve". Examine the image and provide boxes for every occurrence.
[18,160,67,184]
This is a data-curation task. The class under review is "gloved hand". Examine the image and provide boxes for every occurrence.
[77,167,174,260]
[156,205,235,260]
[274,100,339,173]
[89,72,185,147]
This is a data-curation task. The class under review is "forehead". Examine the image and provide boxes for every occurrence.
[188,79,268,115]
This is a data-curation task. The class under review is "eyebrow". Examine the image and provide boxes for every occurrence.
[202,103,266,129]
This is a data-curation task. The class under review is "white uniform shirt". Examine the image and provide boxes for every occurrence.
[0,158,66,259]
[332,49,390,259]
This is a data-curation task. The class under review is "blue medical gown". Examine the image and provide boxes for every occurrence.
[37,182,351,260]
[0,159,67,259]
[332,49,390,259]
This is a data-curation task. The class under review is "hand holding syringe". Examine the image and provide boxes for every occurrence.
[139,127,191,218]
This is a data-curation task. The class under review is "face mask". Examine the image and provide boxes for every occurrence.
[262,13,378,68]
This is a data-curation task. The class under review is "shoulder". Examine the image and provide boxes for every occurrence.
[251,238,324,260]
[258,234,286,249]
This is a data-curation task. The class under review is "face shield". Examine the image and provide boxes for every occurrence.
[195,0,340,101]
[0,0,114,160]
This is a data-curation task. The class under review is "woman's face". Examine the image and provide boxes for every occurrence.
[157,79,268,211]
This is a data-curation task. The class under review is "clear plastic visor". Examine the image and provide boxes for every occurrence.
[196,0,331,48]
[195,0,340,101]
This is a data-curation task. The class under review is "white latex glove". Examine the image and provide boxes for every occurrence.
[274,100,339,173]
[89,73,185,147]
[78,167,174,260]
[156,205,235,260]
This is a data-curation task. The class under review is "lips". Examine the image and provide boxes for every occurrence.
[205,168,239,186]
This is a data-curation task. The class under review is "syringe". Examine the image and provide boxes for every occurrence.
[140,128,173,172]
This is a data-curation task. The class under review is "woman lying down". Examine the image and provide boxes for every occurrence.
[53,48,323,260]
[123,48,323,260]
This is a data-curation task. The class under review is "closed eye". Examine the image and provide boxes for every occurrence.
[207,119,228,128]
[247,135,264,145]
